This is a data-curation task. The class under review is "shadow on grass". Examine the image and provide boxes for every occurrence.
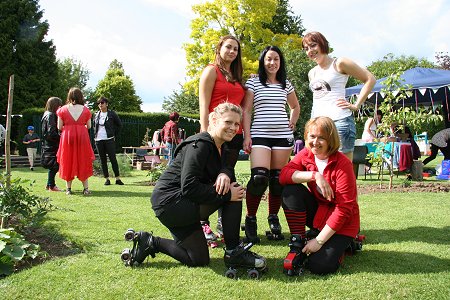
[17,222,89,272]
[362,226,450,245]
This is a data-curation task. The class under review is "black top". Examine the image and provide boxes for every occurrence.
[151,132,234,216]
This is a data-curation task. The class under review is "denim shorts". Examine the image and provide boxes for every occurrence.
[334,115,356,153]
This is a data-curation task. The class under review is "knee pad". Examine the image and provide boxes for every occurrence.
[246,167,269,196]
[269,169,283,196]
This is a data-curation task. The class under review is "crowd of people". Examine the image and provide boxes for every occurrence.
[7,31,449,278]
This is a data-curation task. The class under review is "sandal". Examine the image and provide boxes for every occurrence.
[66,188,73,195]
[83,188,91,195]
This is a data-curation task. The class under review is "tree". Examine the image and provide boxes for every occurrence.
[0,0,58,113]
[183,0,304,94]
[367,53,435,79]
[162,84,199,114]
[54,57,91,100]
[92,59,142,112]
[435,51,450,70]
[263,0,305,36]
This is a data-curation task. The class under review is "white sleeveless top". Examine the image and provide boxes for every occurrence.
[309,58,350,121]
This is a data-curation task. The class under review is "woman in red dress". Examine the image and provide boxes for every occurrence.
[57,87,95,195]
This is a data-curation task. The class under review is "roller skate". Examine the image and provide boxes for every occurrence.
[120,229,157,266]
[223,243,267,279]
[265,214,284,240]
[241,215,260,244]
[201,222,218,248]
[216,217,224,240]
[346,233,366,255]
[283,234,308,276]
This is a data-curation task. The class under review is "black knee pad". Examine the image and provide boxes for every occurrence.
[246,167,269,196]
[269,169,283,196]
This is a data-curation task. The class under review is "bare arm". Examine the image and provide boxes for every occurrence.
[287,91,300,130]
[57,116,64,130]
[242,89,254,153]
[336,57,376,111]
[199,66,217,132]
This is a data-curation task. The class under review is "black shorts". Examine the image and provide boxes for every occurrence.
[252,137,294,150]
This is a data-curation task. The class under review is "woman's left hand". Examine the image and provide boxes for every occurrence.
[288,121,296,130]
[336,99,359,111]
[214,173,231,195]
[302,238,323,255]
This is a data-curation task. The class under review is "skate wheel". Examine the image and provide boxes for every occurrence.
[124,229,135,241]
[225,268,237,279]
[247,269,259,279]
[121,248,131,262]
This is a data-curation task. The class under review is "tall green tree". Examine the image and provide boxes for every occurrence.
[170,0,305,114]
[0,0,58,113]
[55,57,91,100]
[162,84,199,114]
[93,59,142,112]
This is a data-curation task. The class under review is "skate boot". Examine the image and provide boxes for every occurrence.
[223,243,267,279]
[242,215,260,244]
[201,222,218,248]
[121,229,157,266]
[265,214,285,240]
[283,234,308,276]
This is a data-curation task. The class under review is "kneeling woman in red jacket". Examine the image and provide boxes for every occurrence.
[280,116,360,275]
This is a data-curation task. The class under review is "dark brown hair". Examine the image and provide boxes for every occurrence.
[45,97,62,113]
[66,87,84,105]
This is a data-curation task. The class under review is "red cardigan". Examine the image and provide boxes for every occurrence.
[280,148,360,238]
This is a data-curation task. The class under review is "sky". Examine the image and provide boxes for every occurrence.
[39,0,450,112]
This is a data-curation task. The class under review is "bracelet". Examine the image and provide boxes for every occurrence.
[316,238,324,245]
[311,171,317,182]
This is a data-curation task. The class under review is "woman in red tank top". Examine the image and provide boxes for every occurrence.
[198,35,245,241]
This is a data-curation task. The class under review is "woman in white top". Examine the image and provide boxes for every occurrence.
[303,31,375,161]
[362,110,383,142]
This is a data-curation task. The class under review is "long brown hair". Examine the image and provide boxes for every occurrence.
[45,97,62,113]
[214,35,243,84]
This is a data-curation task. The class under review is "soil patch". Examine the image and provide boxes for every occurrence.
[357,182,450,194]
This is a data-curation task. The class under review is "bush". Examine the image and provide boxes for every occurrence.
[0,227,42,276]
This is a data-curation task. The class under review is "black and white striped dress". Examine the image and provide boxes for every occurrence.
[245,77,295,139]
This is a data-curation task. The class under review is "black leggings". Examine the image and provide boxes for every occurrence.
[423,143,450,165]
[95,139,119,178]
[155,199,242,267]
[282,184,353,275]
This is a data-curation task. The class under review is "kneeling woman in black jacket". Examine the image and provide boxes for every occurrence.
[124,103,266,271]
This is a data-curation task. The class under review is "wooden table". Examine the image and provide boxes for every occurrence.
[122,146,166,165]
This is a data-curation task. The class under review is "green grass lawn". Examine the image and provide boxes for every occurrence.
[1,160,449,300]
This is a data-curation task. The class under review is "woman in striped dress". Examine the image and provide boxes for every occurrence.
[241,45,300,243]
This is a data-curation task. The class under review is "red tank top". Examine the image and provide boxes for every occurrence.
[209,65,245,133]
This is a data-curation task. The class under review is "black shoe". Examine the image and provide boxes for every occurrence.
[131,231,157,264]
[115,179,124,185]
[104,179,111,185]
[224,243,266,269]
[244,216,260,244]
[30,167,34,171]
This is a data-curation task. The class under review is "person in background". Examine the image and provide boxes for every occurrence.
[0,124,6,156]
[93,97,124,186]
[161,112,180,165]
[242,45,300,243]
[57,87,95,195]
[361,110,383,142]
[422,128,450,165]
[41,97,63,191]
[198,35,246,241]
[23,125,40,170]
[124,103,267,273]
[303,31,376,161]
[280,116,360,276]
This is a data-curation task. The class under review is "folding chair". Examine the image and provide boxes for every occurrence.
[352,145,370,179]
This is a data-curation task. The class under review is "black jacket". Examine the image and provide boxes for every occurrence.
[93,109,122,139]
[151,132,234,217]
[40,111,60,169]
